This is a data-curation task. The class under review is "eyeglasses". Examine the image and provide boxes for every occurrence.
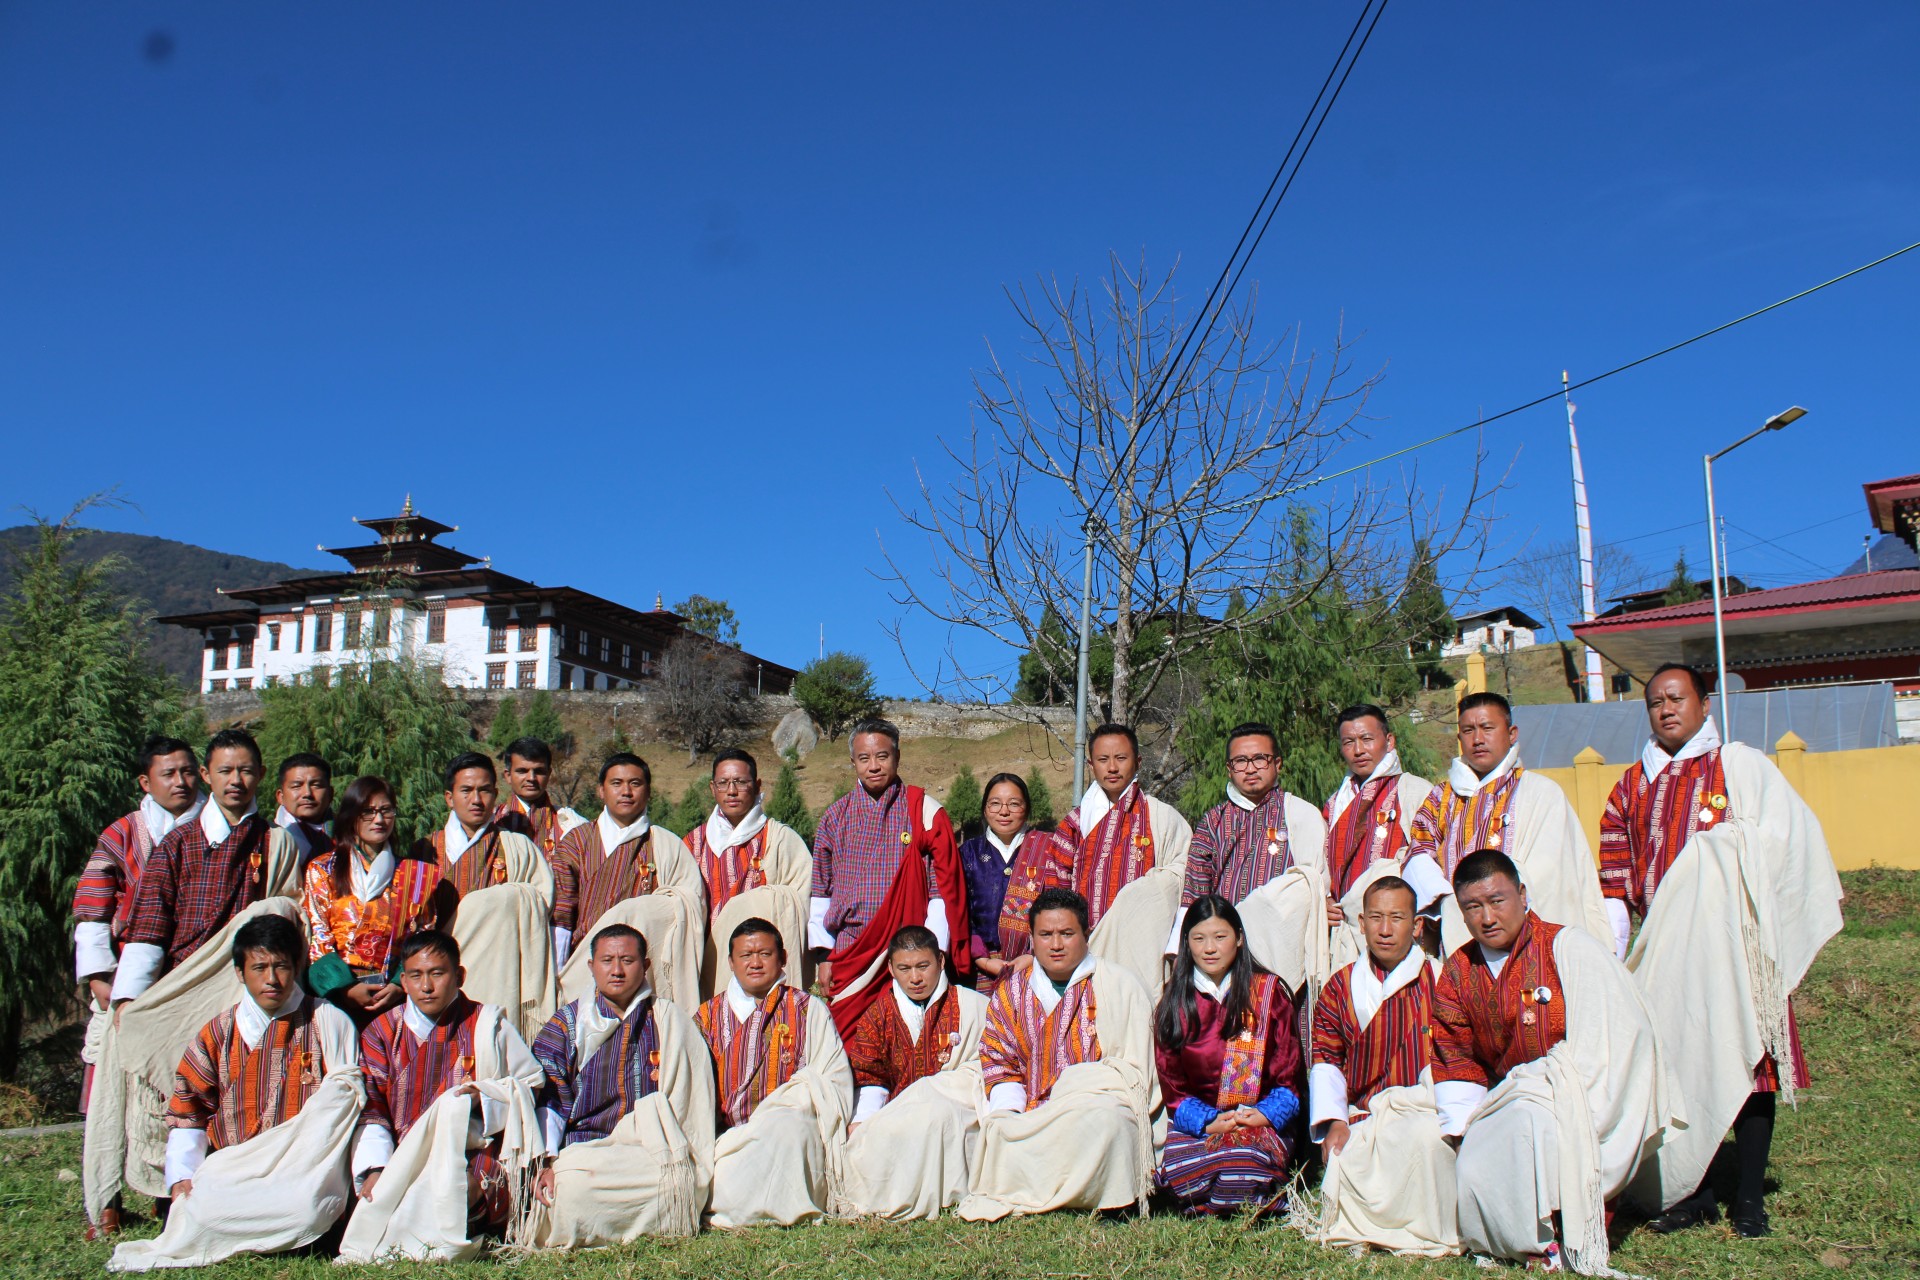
[362,806,398,820]
[713,779,756,791]
[985,800,1027,812]
[1227,754,1276,770]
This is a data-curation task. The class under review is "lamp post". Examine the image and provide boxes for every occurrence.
[1071,516,1098,804]
[1704,405,1806,740]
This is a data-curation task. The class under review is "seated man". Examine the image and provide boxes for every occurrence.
[337,931,546,1262]
[839,925,990,1219]
[525,923,716,1243]
[108,916,361,1271]
[697,918,852,1227]
[957,887,1158,1222]
[1434,851,1674,1274]
[1309,876,1457,1257]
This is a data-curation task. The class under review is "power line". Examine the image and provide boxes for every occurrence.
[1198,237,1920,518]
[1110,0,1392,504]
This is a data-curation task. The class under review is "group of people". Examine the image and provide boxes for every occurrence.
[71,663,1843,1275]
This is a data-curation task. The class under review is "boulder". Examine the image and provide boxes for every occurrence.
[771,707,820,759]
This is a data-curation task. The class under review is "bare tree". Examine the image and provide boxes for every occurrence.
[655,637,760,763]
[880,254,1498,779]
[1502,538,1650,699]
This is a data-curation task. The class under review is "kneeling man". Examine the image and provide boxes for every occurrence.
[1309,875,1456,1257]
[839,925,990,1219]
[110,916,361,1271]
[527,923,716,1242]
[338,931,546,1262]
[698,918,852,1227]
[957,887,1157,1221]
[1434,851,1674,1274]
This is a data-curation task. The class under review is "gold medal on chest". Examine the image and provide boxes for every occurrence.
[1522,1010,1537,1026]
[1710,794,1727,810]
[900,829,913,846]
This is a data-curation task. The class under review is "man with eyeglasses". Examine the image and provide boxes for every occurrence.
[686,749,814,993]
[1165,721,1326,988]
[999,723,1191,999]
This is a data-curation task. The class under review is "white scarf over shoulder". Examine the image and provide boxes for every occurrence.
[142,793,204,845]
[575,987,652,1067]
[1349,946,1425,1032]
[1328,749,1403,822]
[1639,717,1721,781]
[1446,745,1520,798]
[705,803,766,853]
[598,809,650,851]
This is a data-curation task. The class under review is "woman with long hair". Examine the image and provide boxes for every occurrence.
[960,772,1031,988]
[1152,893,1304,1213]
[301,774,455,1024]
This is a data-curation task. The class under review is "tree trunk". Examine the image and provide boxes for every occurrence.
[0,1001,22,1081]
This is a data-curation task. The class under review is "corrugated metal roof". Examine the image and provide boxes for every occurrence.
[1575,568,1920,631]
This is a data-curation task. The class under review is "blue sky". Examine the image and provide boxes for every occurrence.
[3,3,1915,692]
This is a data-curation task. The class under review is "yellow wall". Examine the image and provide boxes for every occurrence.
[1534,736,1920,871]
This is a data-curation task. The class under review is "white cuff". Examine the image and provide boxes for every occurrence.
[1605,899,1631,960]
[539,1105,566,1154]
[1164,918,1183,958]
[164,1128,207,1188]
[552,927,572,969]
[987,1082,1028,1114]
[1435,1080,1488,1137]
[1308,1062,1350,1142]
[351,1122,394,1177]
[807,896,833,952]
[111,943,165,1003]
[1400,853,1452,913]
[477,1091,506,1140]
[923,898,951,952]
[74,922,117,981]
[853,1085,889,1123]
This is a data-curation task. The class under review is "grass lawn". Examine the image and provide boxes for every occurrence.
[4,870,1914,1280]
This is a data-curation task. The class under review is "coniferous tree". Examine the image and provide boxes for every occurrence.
[1024,766,1057,831]
[0,506,182,1074]
[671,780,708,835]
[1399,537,1454,691]
[1662,551,1705,605]
[942,764,984,838]
[485,696,523,754]
[765,755,814,842]
[791,652,881,740]
[520,690,564,746]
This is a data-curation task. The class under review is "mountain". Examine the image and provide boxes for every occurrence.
[0,526,325,686]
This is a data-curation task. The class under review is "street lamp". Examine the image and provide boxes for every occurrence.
[1704,405,1807,740]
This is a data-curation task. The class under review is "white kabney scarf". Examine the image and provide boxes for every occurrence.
[985,829,1025,864]
[1639,717,1722,781]
[597,808,651,852]
[142,793,204,845]
[1073,780,1136,834]
[1328,749,1404,823]
[441,813,488,864]
[705,802,766,854]
[1446,745,1520,798]
[274,805,321,858]
[1349,946,1425,1032]
[343,844,396,904]
[892,974,951,1044]
[574,987,652,1067]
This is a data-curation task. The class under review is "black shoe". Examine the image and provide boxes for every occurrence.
[1730,1206,1771,1238]
[1648,1199,1720,1233]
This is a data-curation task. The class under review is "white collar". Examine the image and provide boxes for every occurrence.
[1478,942,1511,979]
[442,811,489,863]
[1328,748,1402,821]
[575,985,651,1066]
[201,800,259,847]
[1641,717,1722,781]
[891,973,950,1044]
[725,976,776,1023]
[984,827,1025,864]
[235,984,305,1050]
[1351,946,1425,1032]
[597,807,651,852]
[401,998,448,1041]
[347,843,396,903]
[1032,952,1097,1016]
[1447,744,1521,798]
[705,802,766,854]
[1193,969,1232,1000]
[140,792,204,845]
[1076,779,1137,834]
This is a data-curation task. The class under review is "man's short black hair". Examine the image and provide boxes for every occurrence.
[728,916,786,957]
[501,737,552,768]
[1335,704,1393,736]
[848,718,900,750]
[1456,691,1513,724]
[1029,885,1091,932]
[887,924,942,958]
[277,751,331,784]
[395,929,461,970]
[206,728,263,767]
[712,748,758,780]
[137,736,197,776]
[590,922,648,959]
[1647,662,1712,700]
[1224,722,1279,756]
[1088,723,1138,755]
[443,752,496,791]
[599,752,652,785]
[1453,848,1522,893]
[1361,874,1417,911]
[231,914,304,969]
